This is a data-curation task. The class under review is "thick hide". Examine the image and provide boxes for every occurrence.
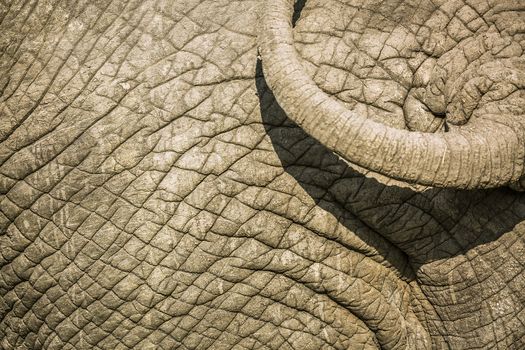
[0,0,524,349]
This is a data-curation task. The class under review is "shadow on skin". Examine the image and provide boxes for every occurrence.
[292,0,307,26]
[255,59,525,271]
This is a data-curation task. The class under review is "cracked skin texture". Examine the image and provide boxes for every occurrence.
[0,0,524,348]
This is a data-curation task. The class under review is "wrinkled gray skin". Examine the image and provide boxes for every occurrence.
[1,0,525,349]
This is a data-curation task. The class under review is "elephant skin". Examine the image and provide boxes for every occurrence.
[0,0,524,349]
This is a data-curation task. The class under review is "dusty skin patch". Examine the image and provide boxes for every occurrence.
[0,0,525,349]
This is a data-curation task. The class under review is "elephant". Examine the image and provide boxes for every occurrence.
[0,0,524,348]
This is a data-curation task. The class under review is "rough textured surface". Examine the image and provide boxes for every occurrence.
[0,0,524,349]
[259,0,525,189]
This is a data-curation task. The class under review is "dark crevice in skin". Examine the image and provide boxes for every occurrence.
[292,0,306,27]
[431,110,449,132]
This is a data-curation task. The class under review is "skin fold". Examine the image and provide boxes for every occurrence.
[0,0,524,349]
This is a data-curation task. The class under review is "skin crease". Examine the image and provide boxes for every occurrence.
[0,0,524,349]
